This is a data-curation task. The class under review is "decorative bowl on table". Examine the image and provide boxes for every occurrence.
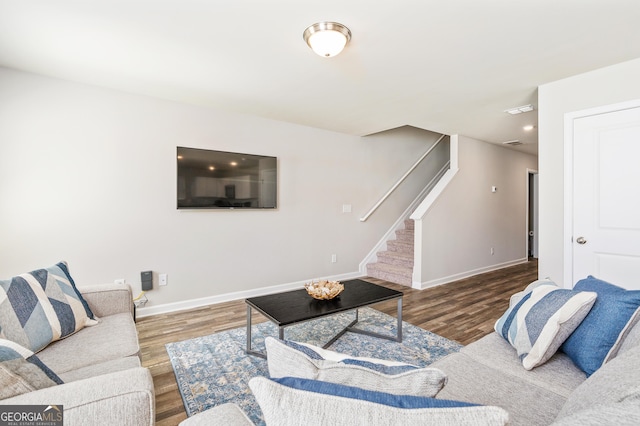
[304,280,344,300]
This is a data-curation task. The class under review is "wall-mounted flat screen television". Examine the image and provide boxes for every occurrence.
[177,147,277,209]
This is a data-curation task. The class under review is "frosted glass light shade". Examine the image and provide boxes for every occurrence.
[303,22,351,58]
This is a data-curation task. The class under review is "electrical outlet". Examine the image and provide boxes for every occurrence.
[331,254,337,263]
[114,279,125,285]
[159,273,168,286]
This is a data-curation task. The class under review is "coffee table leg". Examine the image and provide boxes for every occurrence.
[246,305,267,359]
[345,297,403,343]
[246,305,253,353]
[397,297,403,342]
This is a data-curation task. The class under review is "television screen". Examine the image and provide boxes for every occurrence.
[177,147,277,209]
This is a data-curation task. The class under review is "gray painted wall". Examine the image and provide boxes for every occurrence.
[417,135,537,286]
[538,57,640,287]
[0,67,441,311]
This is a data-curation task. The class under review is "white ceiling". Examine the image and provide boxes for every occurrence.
[2,1,640,155]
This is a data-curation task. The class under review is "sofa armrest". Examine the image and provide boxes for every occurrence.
[0,368,154,426]
[78,283,134,318]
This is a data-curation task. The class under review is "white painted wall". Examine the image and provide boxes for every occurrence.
[416,135,537,287]
[0,68,442,313]
[538,57,640,286]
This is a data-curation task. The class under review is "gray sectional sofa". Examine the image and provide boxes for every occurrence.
[1,282,155,426]
[181,279,640,425]
[432,324,640,425]
[182,322,640,425]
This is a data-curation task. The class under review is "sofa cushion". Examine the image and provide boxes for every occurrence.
[460,333,586,398]
[0,261,98,353]
[0,338,63,399]
[560,276,640,376]
[58,355,141,383]
[265,337,446,397]
[495,285,596,370]
[551,398,640,426]
[555,338,640,420]
[37,312,139,374]
[250,376,509,426]
[432,351,568,426]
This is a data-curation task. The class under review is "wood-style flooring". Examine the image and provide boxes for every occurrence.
[136,259,537,425]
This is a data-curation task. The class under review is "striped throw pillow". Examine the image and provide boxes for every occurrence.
[495,285,597,370]
[0,338,63,399]
[265,337,447,397]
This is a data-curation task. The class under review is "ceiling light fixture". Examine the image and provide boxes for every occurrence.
[504,104,535,115]
[303,22,351,57]
[523,125,535,131]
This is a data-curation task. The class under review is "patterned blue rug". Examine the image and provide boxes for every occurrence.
[166,307,462,425]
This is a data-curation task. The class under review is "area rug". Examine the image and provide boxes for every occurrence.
[166,307,462,425]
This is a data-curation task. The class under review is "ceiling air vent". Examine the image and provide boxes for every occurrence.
[502,140,523,146]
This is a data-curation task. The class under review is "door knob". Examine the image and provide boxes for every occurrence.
[576,236,587,245]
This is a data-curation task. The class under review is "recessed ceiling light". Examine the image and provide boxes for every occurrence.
[209,166,215,170]
[177,155,183,159]
[523,125,535,131]
[504,104,535,115]
[230,161,237,166]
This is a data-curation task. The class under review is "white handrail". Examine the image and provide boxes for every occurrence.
[359,134,447,222]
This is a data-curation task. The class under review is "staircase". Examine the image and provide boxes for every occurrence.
[366,219,414,286]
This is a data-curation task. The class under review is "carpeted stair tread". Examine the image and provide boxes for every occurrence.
[376,250,414,267]
[387,239,414,253]
[366,262,413,286]
[394,229,414,242]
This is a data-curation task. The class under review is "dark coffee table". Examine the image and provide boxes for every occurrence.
[245,279,403,358]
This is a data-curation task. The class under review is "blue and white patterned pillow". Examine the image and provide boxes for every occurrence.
[0,338,63,399]
[495,285,597,370]
[265,337,447,397]
[250,376,509,425]
[0,261,98,352]
[561,276,640,376]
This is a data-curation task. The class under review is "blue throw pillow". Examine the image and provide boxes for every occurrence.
[561,276,640,376]
[273,377,477,409]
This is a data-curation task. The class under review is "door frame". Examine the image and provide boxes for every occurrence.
[563,98,640,288]
[526,168,539,259]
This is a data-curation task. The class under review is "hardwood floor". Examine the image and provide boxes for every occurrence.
[136,259,537,425]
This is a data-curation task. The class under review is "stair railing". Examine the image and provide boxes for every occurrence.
[359,134,447,222]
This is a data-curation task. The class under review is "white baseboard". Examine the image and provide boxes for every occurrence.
[135,271,364,318]
[412,258,529,290]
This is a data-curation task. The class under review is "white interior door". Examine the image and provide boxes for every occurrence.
[571,104,640,290]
